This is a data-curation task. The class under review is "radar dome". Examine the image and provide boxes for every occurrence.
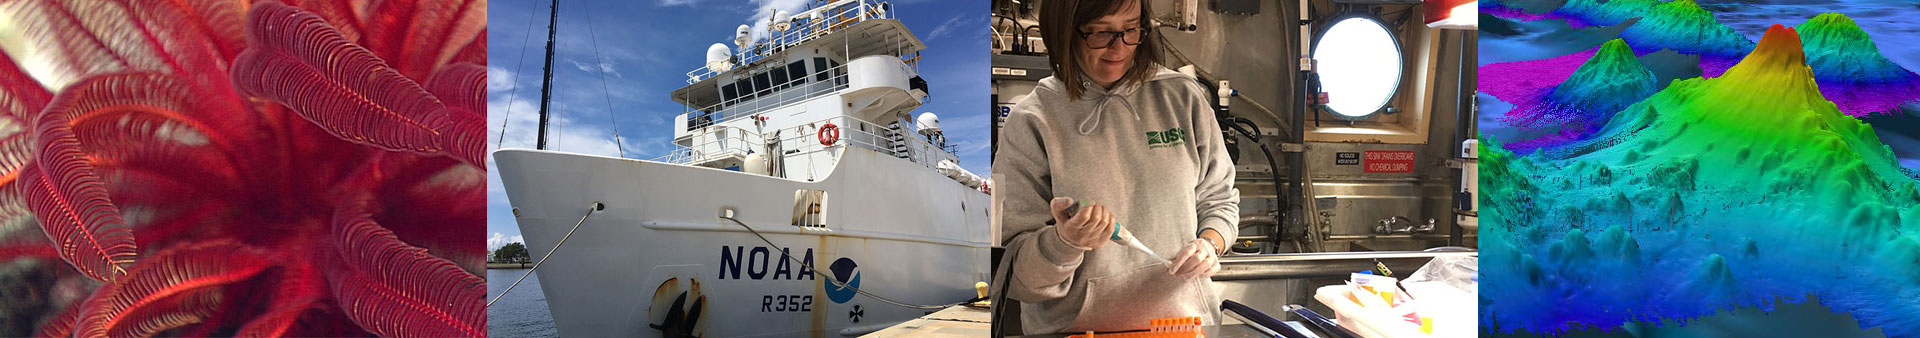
[706,43,732,72]
[734,24,752,47]
[916,112,942,135]
[772,10,793,31]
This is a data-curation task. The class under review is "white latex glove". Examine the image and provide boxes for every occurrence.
[1168,238,1220,278]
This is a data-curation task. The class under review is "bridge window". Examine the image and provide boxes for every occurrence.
[753,72,771,96]
[814,58,829,81]
[831,60,844,85]
[788,61,808,86]
[739,77,756,100]
[771,65,789,90]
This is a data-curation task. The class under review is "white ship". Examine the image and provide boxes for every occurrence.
[493,0,992,336]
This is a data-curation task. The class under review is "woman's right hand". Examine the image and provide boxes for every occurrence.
[1050,197,1114,250]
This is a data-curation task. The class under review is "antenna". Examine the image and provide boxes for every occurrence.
[536,0,560,149]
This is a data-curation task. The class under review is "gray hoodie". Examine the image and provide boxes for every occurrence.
[991,66,1240,334]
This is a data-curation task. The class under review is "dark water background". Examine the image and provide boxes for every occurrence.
[488,269,558,337]
[1483,296,1888,337]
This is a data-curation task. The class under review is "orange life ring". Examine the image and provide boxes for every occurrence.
[818,123,840,146]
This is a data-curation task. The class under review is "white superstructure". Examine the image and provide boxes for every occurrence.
[494,1,991,336]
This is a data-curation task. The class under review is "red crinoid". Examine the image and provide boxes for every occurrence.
[0,0,485,336]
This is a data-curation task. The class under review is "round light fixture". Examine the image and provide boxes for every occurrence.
[1313,16,1402,119]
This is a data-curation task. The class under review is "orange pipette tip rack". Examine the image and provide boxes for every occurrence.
[1067,317,1204,338]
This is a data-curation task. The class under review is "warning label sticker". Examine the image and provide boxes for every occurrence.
[1363,151,1415,173]
[1335,152,1360,165]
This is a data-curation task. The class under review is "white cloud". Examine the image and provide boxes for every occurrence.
[487,232,525,250]
[926,13,971,40]
[658,0,697,6]
[567,59,624,79]
[486,68,633,159]
[744,0,813,44]
[487,66,517,93]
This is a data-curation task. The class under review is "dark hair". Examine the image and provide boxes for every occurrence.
[1040,0,1160,100]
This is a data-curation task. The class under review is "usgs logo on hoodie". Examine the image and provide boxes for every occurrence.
[1146,127,1187,148]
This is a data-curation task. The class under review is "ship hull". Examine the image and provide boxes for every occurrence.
[494,148,991,337]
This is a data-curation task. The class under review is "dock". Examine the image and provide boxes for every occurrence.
[862,305,991,337]
[488,262,533,269]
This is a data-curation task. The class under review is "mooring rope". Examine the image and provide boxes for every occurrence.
[489,202,604,307]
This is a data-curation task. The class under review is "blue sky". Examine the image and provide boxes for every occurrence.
[486,0,989,249]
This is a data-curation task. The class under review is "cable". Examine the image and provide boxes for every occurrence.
[1231,95,1287,137]
[578,0,627,158]
[719,215,974,310]
[496,0,546,150]
[489,202,603,307]
[991,14,1020,53]
[989,20,1007,52]
[1223,118,1294,250]
[1021,26,1042,55]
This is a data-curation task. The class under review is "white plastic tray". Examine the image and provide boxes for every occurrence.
[1311,282,1476,338]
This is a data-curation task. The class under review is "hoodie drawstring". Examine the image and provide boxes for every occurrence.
[1077,85,1143,135]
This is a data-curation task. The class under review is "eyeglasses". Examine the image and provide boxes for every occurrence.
[1079,27,1143,49]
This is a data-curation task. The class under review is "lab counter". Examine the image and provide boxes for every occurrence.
[1009,324,1287,338]
[1212,250,1475,329]
[1215,251,1476,280]
[938,250,1477,337]
[864,305,1339,338]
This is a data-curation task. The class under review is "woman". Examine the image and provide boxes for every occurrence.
[992,0,1240,334]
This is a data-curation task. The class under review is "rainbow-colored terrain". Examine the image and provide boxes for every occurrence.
[1503,0,1752,57]
[1618,0,1753,57]
[1487,39,1658,153]
[1482,1,1920,124]
[1556,0,1657,27]
[1480,25,1920,335]
[1797,13,1920,115]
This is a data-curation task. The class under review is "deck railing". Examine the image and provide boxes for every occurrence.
[686,0,895,84]
[655,115,960,174]
[683,62,851,128]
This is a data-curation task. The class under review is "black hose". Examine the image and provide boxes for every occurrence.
[1223,117,1292,247]
[1254,144,1284,234]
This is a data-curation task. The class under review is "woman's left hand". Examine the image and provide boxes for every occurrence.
[1168,238,1220,278]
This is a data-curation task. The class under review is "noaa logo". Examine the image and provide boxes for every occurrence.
[825,258,861,303]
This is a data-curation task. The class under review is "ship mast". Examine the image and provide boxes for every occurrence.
[536,0,560,149]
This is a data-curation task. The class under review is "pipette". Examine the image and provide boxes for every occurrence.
[1061,199,1171,264]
